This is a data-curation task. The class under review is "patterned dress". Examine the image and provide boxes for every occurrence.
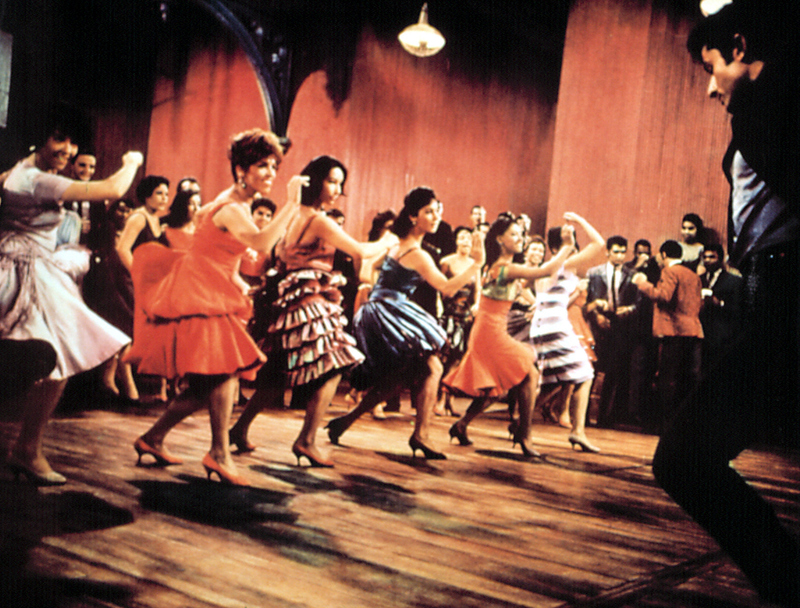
[529,267,594,385]
[439,271,475,368]
[349,250,447,391]
[265,213,364,386]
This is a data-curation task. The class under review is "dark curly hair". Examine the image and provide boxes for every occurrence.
[135,175,169,207]
[228,129,284,182]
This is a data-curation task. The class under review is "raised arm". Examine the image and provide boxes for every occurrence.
[61,151,143,202]
[216,175,306,252]
[403,231,484,298]
[562,212,606,274]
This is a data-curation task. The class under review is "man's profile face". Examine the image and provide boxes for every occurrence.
[608,244,627,267]
[700,45,749,107]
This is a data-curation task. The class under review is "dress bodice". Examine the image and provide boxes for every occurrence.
[0,157,72,251]
[132,214,167,251]
[371,255,425,298]
[481,264,518,301]
[276,213,336,272]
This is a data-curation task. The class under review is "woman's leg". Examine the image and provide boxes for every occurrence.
[206,375,240,473]
[326,382,395,444]
[292,372,342,464]
[568,380,600,452]
[139,380,205,454]
[117,345,139,400]
[229,379,285,450]
[10,378,67,475]
[512,369,542,457]
[100,355,119,395]
[410,354,443,444]
[450,396,489,446]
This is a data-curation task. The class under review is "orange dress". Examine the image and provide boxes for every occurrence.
[443,265,536,397]
[126,199,265,379]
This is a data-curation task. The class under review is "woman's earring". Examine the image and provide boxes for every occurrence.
[239,178,247,189]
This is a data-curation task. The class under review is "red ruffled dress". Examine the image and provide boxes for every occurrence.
[126,198,265,379]
[443,265,536,397]
[265,213,364,386]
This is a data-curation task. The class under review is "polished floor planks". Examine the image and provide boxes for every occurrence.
[1,395,796,608]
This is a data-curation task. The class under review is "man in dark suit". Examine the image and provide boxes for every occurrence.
[632,239,703,434]
[585,235,640,427]
[698,243,742,371]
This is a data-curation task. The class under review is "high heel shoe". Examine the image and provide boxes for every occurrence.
[228,431,256,454]
[568,434,600,453]
[409,436,446,460]
[512,435,542,458]
[291,443,334,468]
[133,436,183,466]
[325,416,349,446]
[448,423,472,446]
[507,418,519,440]
[202,453,249,485]
[7,456,67,486]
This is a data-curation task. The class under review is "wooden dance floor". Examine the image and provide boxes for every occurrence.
[1,392,798,608]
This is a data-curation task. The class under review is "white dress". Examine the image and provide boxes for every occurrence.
[0,157,130,379]
[529,266,594,385]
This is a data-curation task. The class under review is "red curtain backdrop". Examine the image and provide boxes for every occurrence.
[144,31,270,203]
[269,28,558,240]
[548,0,731,249]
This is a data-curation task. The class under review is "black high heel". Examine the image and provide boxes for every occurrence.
[512,435,542,458]
[409,436,446,460]
[292,443,334,468]
[325,417,349,445]
[448,423,472,446]
[568,434,600,453]
[507,418,519,440]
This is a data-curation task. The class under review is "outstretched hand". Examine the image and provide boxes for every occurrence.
[286,175,310,207]
[122,151,144,167]
[470,230,485,266]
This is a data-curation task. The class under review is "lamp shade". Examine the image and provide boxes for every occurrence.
[398,4,445,57]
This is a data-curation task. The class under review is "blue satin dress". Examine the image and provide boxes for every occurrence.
[349,254,447,391]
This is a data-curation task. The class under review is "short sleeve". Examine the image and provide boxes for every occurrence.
[32,171,73,202]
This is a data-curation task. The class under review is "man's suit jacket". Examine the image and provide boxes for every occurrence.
[699,269,743,353]
[637,263,704,338]
[586,264,640,333]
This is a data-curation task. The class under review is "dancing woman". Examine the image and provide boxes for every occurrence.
[229,156,395,468]
[130,129,302,485]
[435,225,481,416]
[0,105,142,485]
[443,213,575,456]
[325,187,484,459]
[529,213,606,452]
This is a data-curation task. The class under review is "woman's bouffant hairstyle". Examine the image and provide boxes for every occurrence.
[367,210,396,242]
[36,102,91,151]
[228,129,284,182]
[392,187,437,239]
[299,155,347,207]
[164,178,200,228]
[484,212,516,269]
[135,175,169,206]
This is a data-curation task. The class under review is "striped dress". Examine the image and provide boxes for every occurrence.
[530,267,594,385]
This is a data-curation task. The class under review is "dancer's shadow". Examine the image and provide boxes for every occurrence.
[0,485,135,607]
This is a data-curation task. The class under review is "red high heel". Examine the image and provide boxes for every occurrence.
[201,453,249,486]
[292,443,334,468]
[134,436,183,466]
